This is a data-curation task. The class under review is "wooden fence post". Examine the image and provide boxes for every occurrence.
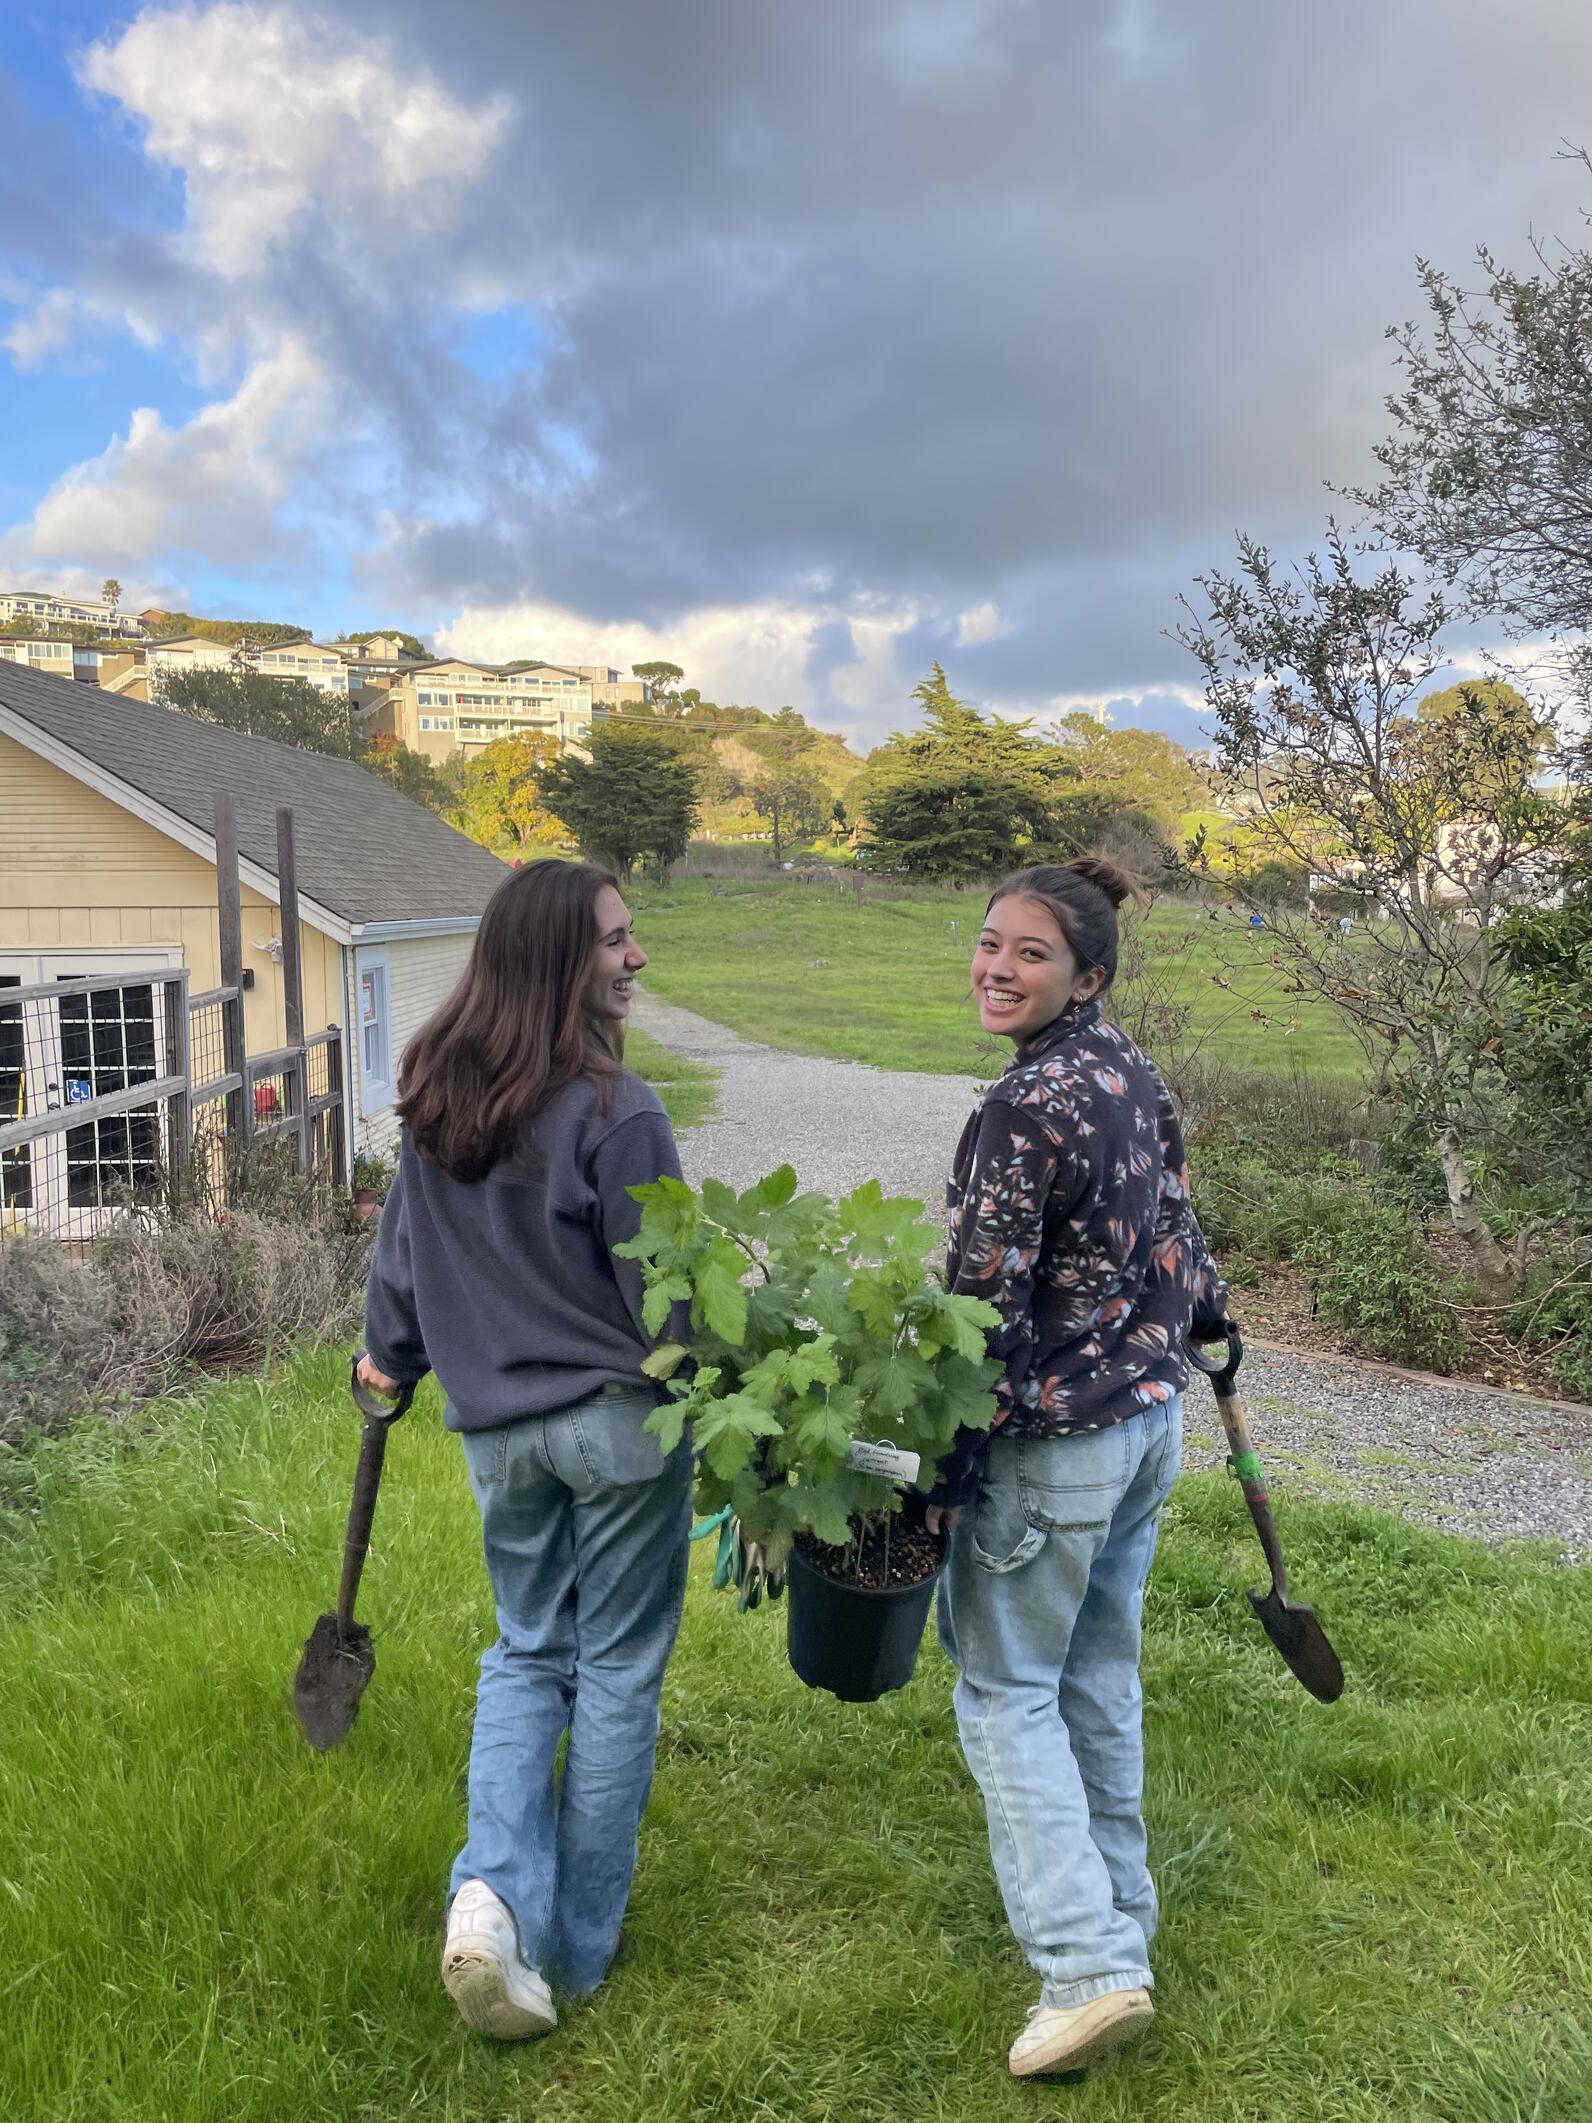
[214,793,251,1164]
[275,806,310,1174]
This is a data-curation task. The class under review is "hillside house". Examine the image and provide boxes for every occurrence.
[0,661,507,1164]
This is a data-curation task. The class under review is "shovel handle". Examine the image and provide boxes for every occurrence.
[338,1356,413,1639]
[1186,1324,1291,1604]
[1210,1388,1291,1604]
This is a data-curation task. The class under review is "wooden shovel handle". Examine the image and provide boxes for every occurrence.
[1212,1386,1291,1605]
[338,1357,413,1638]
[1187,1323,1291,1603]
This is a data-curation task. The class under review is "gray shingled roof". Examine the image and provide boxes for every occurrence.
[0,661,508,928]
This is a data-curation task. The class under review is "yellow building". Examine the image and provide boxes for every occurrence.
[1,661,507,1173]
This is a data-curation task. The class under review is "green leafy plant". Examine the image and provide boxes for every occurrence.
[616,1165,1002,1565]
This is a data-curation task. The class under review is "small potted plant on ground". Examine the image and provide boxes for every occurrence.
[618,1165,1001,1700]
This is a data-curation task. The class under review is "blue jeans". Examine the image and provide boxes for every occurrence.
[449,1383,692,1996]
[936,1398,1183,2010]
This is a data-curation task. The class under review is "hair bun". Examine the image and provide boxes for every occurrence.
[1065,854,1141,908]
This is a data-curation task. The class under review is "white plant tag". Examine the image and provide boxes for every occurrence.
[848,1439,921,1484]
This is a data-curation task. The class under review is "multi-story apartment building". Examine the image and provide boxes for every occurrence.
[0,636,78,676]
[143,635,353,696]
[0,589,146,636]
[360,659,635,762]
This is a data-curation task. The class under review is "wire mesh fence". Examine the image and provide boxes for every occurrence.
[0,968,347,1244]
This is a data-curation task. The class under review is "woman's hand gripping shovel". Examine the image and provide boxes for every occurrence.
[1186,1323,1345,1704]
[292,1355,414,1750]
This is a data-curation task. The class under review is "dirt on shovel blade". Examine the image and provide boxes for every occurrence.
[293,1612,376,1750]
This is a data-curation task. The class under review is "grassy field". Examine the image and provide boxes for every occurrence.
[624,1027,719,1128]
[2,1348,1587,2122]
[625,879,1366,1081]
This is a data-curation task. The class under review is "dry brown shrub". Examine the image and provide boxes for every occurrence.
[0,1204,369,1443]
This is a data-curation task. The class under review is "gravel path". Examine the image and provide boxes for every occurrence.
[633,990,1592,1560]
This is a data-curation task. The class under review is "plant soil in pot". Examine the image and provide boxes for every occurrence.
[787,1509,947,1701]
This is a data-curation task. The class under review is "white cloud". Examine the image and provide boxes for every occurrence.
[1,337,331,575]
[828,603,920,713]
[438,595,832,714]
[78,4,512,277]
[954,599,1010,647]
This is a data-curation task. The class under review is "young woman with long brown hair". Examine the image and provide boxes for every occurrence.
[926,858,1229,2081]
[358,859,691,2041]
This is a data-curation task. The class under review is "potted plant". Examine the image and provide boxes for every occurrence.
[617,1165,1001,1700]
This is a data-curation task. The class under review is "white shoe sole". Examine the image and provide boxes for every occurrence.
[442,1940,557,2041]
[1009,1992,1153,2078]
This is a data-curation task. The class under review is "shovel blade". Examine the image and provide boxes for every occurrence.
[1248,1586,1345,1704]
[292,1610,376,1750]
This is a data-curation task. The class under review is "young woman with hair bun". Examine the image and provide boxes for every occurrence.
[925,855,1230,2081]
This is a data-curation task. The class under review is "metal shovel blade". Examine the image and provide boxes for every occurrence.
[1187,1324,1346,1704]
[1247,1586,1345,1704]
[290,1358,413,1751]
[293,1611,376,1751]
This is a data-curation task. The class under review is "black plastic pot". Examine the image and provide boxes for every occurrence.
[785,1543,945,1703]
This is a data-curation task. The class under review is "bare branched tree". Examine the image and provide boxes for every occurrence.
[1179,525,1575,1296]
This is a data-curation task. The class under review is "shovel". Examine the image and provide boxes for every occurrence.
[1185,1323,1344,1703]
[292,1355,414,1750]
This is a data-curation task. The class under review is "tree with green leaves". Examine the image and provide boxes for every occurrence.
[748,760,829,866]
[632,661,687,713]
[158,666,358,757]
[1179,524,1576,1295]
[101,579,121,622]
[538,720,701,880]
[1352,154,1592,658]
[360,732,454,810]
[458,732,561,851]
[615,1166,1000,1567]
[1048,714,1205,836]
[859,664,1079,880]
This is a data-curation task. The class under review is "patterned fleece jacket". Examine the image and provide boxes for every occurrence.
[931,998,1230,1507]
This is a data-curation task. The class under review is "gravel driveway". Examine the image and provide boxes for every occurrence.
[634,988,1592,1560]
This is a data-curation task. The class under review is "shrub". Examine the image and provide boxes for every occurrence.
[1503,1256,1592,1401]
[0,1209,369,1443]
[1300,1201,1467,1371]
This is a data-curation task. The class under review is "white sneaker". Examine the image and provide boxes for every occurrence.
[441,1880,557,2041]
[1007,1987,1153,2077]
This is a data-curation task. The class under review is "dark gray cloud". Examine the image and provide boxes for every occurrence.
[9,0,1592,735]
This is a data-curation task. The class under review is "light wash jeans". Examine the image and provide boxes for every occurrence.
[448,1382,692,1997]
[936,1397,1183,2010]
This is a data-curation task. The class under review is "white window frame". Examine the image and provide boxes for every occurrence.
[0,948,182,1238]
[356,949,394,1114]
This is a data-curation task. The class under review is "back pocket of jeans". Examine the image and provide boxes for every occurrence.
[1016,1425,1132,1531]
[571,1394,670,1486]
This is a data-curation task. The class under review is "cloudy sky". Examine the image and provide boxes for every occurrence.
[2,1,1590,748]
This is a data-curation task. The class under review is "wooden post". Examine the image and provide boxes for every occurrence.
[276,806,310,1173]
[214,792,251,1158]
[166,968,193,1189]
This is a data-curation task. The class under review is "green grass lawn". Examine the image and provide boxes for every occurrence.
[624,1027,719,1128]
[626,880,1366,1081]
[2,1349,1587,2122]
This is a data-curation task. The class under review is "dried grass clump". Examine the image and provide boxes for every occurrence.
[0,1207,370,1443]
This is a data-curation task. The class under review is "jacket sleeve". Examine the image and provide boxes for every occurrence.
[928,1096,1067,1509]
[362,1155,432,1384]
[1187,1208,1231,1341]
[591,1102,687,1346]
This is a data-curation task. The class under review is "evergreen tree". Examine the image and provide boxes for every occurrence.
[538,722,702,879]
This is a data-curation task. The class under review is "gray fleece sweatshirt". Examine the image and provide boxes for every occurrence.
[362,1069,682,1431]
